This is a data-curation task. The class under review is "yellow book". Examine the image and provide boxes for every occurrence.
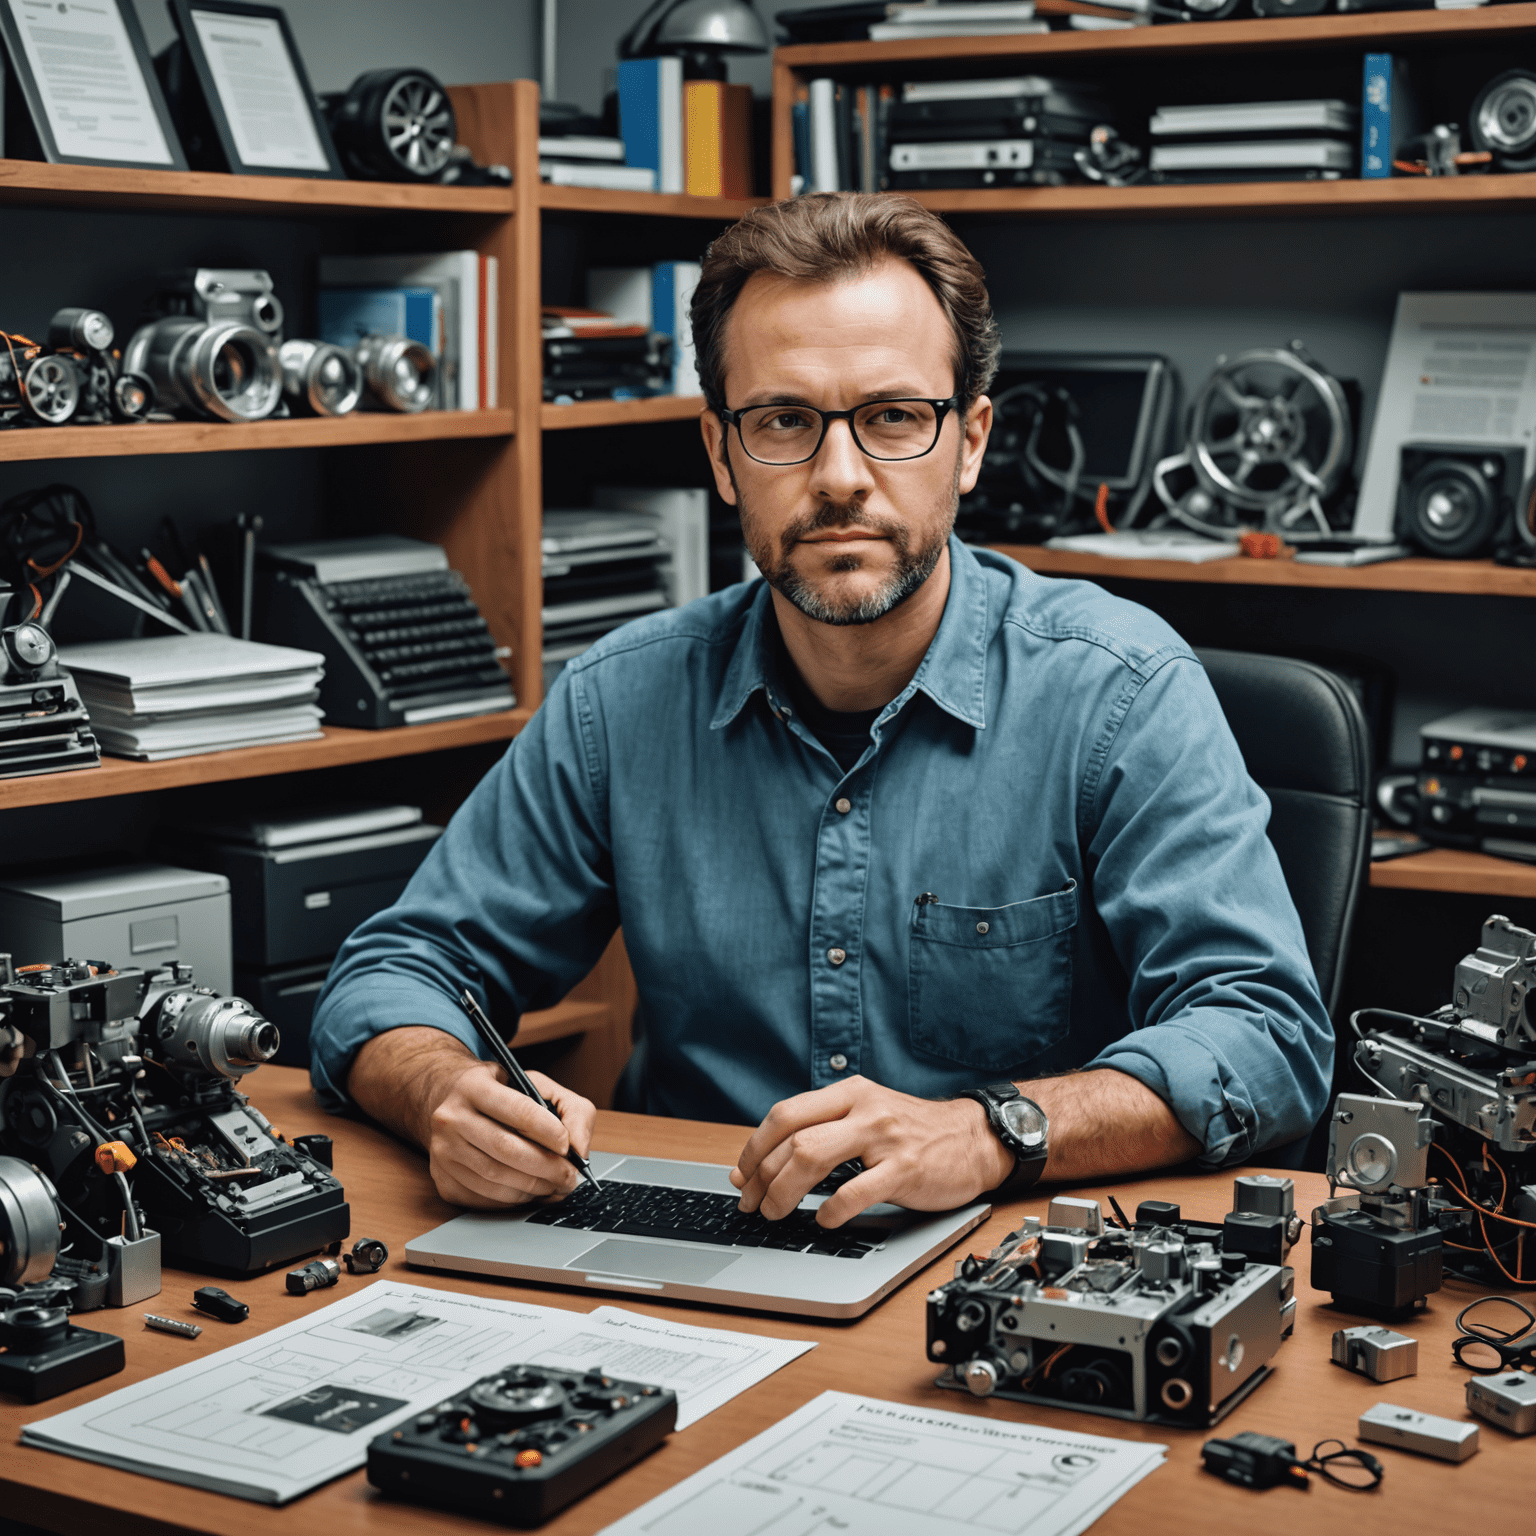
[685,80,725,197]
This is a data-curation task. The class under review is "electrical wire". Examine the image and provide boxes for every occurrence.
[1301,1439,1384,1492]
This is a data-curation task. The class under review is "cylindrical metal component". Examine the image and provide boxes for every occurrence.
[962,1357,1000,1397]
[152,988,279,1079]
[353,333,436,413]
[112,371,156,422]
[279,339,362,417]
[286,1257,340,1294]
[123,317,282,423]
[0,1157,60,1289]
[20,354,80,425]
[1141,1238,1186,1283]
[48,307,114,352]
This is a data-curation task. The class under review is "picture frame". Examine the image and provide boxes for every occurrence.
[0,0,187,170]
[164,0,342,179]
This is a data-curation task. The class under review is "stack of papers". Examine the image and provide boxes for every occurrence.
[21,1280,815,1504]
[59,635,326,761]
[1044,530,1241,562]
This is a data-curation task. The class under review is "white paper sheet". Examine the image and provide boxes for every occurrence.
[20,1280,817,1504]
[599,1390,1166,1536]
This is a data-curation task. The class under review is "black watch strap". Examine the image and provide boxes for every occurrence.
[960,1081,1049,1197]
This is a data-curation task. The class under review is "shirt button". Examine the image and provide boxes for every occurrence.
[829,1053,848,1071]
[976,921,990,935]
[835,797,851,814]
[827,947,847,966]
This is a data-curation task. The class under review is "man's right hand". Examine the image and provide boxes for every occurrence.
[348,1026,595,1210]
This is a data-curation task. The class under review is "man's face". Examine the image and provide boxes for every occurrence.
[700,258,991,627]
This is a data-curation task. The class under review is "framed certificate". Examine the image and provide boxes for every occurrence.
[0,0,187,168]
[166,0,342,178]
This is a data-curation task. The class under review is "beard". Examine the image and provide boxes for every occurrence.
[735,450,961,628]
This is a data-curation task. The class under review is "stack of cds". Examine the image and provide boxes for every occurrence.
[59,635,324,761]
[886,77,1110,190]
[542,512,671,687]
[1149,100,1358,183]
[542,308,664,403]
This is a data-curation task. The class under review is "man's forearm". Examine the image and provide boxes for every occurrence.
[1022,1069,1200,1185]
[347,1026,481,1149]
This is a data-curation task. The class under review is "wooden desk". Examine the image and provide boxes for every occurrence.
[2,1067,1526,1535]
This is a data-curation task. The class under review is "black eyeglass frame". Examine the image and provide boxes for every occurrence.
[718,396,962,466]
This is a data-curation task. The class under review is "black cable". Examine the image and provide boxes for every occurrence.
[1455,1295,1536,1340]
[1302,1439,1384,1492]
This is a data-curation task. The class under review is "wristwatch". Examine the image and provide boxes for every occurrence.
[959,1082,1049,1196]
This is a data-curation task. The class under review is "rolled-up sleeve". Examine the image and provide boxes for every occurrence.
[308,667,616,1110]
[1079,655,1333,1165]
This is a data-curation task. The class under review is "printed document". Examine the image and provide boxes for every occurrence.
[21,1280,814,1504]
[599,1390,1166,1536]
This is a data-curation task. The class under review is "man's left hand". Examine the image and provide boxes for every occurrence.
[730,1075,1012,1228]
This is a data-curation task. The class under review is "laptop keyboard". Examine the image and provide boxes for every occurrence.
[523,1180,884,1259]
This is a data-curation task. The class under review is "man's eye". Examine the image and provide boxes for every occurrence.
[765,411,814,431]
[869,407,913,424]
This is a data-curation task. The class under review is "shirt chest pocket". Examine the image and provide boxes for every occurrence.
[908,880,1078,1074]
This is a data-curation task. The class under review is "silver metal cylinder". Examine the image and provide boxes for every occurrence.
[353,333,436,413]
[279,339,363,417]
[0,1156,60,1289]
[123,317,282,423]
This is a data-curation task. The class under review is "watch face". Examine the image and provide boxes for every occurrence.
[1000,1098,1047,1149]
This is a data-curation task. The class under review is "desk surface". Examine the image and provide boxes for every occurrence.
[2,1067,1527,1536]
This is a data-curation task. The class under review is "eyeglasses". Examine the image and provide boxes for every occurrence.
[718,397,960,466]
[1452,1296,1536,1372]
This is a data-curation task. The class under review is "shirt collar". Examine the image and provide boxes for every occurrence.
[710,534,990,732]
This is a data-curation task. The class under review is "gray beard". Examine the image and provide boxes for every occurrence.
[735,451,960,628]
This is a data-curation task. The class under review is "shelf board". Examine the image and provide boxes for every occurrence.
[776,4,1536,68]
[0,709,530,810]
[516,997,614,1048]
[1371,848,1536,900]
[541,395,705,431]
[0,408,514,462]
[0,158,513,217]
[899,172,1536,219]
[993,544,1536,597]
[538,184,766,219]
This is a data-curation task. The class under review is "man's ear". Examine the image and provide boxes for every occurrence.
[699,408,738,506]
[957,394,993,497]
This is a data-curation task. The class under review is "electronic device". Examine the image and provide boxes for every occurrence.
[1466,1372,1536,1435]
[0,862,233,995]
[1469,70,1536,173]
[956,352,1174,543]
[0,957,349,1276]
[925,1185,1296,1427]
[1412,709,1536,854]
[192,1285,248,1322]
[0,1155,126,1401]
[123,311,280,423]
[1394,444,1527,558]
[367,1364,677,1525]
[42,308,155,425]
[406,1152,989,1320]
[323,69,457,181]
[1152,344,1357,540]
[1346,914,1536,1290]
[1358,1402,1479,1462]
[1331,1325,1418,1381]
[0,621,100,779]
[257,537,513,729]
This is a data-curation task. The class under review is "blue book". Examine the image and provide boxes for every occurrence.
[317,287,439,350]
[616,56,683,195]
[652,261,701,395]
[792,98,810,191]
[1362,53,1414,180]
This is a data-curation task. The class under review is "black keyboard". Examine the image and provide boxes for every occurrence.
[523,1180,888,1259]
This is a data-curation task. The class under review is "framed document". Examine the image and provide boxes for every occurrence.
[0,0,187,168]
[166,0,342,178]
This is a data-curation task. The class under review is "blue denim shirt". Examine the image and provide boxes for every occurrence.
[310,538,1331,1165]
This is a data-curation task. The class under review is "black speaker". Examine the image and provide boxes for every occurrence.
[1469,69,1536,174]
[1394,443,1526,558]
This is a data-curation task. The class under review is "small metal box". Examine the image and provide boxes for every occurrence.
[1466,1373,1536,1436]
[1331,1325,1418,1382]
[1359,1402,1480,1462]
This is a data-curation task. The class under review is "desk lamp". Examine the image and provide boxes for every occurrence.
[619,0,769,79]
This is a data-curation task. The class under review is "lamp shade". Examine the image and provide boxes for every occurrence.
[653,0,769,54]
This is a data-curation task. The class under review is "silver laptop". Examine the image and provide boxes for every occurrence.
[406,1150,990,1320]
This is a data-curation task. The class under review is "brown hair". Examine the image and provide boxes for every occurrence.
[691,192,1000,415]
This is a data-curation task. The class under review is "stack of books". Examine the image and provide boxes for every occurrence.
[1149,100,1359,182]
[1036,0,1149,29]
[869,2,1048,40]
[58,635,325,761]
[542,308,663,403]
[885,77,1110,190]
[539,132,655,192]
[583,262,703,398]
[541,511,674,687]
[615,57,752,199]
[317,251,497,410]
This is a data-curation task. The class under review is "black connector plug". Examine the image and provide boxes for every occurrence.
[1202,1432,1308,1489]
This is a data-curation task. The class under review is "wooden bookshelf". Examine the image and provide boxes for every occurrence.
[0,409,514,463]
[993,544,1536,598]
[539,184,767,219]
[1371,848,1536,900]
[0,711,530,811]
[541,394,705,431]
[0,158,513,216]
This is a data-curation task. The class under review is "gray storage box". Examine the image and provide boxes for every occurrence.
[0,863,232,993]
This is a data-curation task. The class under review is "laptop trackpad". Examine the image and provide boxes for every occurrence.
[569,1238,739,1284]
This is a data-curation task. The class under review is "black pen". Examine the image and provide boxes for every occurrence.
[457,990,601,1193]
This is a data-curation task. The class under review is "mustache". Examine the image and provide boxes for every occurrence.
[783,501,906,546]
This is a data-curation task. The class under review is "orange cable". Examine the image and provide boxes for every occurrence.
[1093,482,1112,535]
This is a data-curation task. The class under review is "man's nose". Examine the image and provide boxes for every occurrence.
[807,417,873,505]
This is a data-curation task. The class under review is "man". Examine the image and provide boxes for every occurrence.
[311,194,1331,1229]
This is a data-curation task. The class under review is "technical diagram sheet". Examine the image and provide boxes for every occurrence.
[599,1390,1167,1536]
[20,1281,815,1503]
